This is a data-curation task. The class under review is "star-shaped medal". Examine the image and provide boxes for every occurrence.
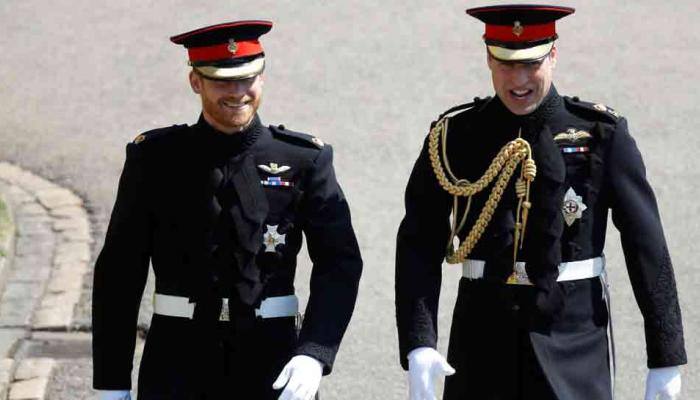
[562,187,587,226]
[263,225,286,253]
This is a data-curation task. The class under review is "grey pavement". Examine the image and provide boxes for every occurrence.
[0,0,699,399]
[0,164,94,399]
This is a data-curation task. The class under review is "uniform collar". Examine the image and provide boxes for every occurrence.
[519,85,563,131]
[488,85,564,138]
[195,113,264,156]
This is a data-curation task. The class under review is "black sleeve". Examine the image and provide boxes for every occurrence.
[296,144,363,374]
[92,143,153,389]
[395,136,452,370]
[607,119,687,368]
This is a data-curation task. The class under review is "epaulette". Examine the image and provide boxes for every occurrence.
[564,96,623,124]
[132,124,188,145]
[269,124,324,149]
[436,96,491,121]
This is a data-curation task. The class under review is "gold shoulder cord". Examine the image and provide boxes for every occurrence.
[428,116,536,265]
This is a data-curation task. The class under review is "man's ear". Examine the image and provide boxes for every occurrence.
[189,70,202,94]
[549,45,558,69]
[486,49,495,71]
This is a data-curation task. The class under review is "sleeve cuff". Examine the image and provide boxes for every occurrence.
[295,342,336,375]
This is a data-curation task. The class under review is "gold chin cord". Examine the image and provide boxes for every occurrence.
[428,116,536,265]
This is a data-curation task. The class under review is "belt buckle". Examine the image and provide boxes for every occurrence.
[506,263,533,285]
[219,298,230,322]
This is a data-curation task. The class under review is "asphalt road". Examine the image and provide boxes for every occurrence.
[1,0,698,398]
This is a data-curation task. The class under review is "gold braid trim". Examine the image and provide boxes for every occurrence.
[427,117,536,264]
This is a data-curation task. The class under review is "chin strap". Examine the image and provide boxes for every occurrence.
[428,117,536,265]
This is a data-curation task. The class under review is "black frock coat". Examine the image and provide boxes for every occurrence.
[395,87,686,399]
[93,115,363,399]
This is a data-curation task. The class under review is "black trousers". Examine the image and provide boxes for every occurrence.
[443,278,613,400]
[137,314,297,400]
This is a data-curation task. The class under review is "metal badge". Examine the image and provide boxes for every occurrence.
[228,39,238,54]
[562,187,588,226]
[512,21,524,37]
[258,162,291,175]
[311,137,324,148]
[553,128,592,143]
[219,298,230,322]
[263,225,286,253]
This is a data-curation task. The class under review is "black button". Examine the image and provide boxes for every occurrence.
[512,304,520,311]
[277,124,285,130]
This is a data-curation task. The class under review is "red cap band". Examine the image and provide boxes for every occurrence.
[485,22,555,43]
[187,40,263,62]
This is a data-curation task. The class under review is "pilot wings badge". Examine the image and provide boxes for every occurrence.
[553,128,592,143]
[258,162,291,175]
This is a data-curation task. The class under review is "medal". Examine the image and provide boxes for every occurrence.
[263,225,286,253]
[261,176,293,187]
[562,187,587,226]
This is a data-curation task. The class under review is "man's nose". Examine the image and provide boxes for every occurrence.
[223,80,248,96]
[510,66,530,87]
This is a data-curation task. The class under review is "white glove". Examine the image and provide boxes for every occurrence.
[407,347,456,400]
[272,355,323,400]
[98,390,131,400]
[645,366,681,400]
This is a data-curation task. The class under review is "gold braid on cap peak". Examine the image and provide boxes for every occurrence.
[428,117,536,265]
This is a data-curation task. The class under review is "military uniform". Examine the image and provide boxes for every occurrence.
[395,86,687,399]
[93,114,362,399]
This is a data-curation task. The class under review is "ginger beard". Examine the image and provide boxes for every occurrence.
[190,71,264,134]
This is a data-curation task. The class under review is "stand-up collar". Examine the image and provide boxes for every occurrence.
[518,85,563,130]
[488,85,564,137]
[195,113,264,157]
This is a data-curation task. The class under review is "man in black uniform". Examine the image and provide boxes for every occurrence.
[92,21,363,400]
[395,5,686,400]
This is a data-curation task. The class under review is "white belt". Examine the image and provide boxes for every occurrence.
[462,256,605,285]
[154,294,299,320]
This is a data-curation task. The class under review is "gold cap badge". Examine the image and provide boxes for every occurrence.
[228,39,238,54]
[512,21,524,37]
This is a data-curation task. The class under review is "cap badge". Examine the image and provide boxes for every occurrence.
[258,162,291,175]
[263,225,286,253]
[562,187,587,226]
[512,21,524,37]
[228,39,238,54]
